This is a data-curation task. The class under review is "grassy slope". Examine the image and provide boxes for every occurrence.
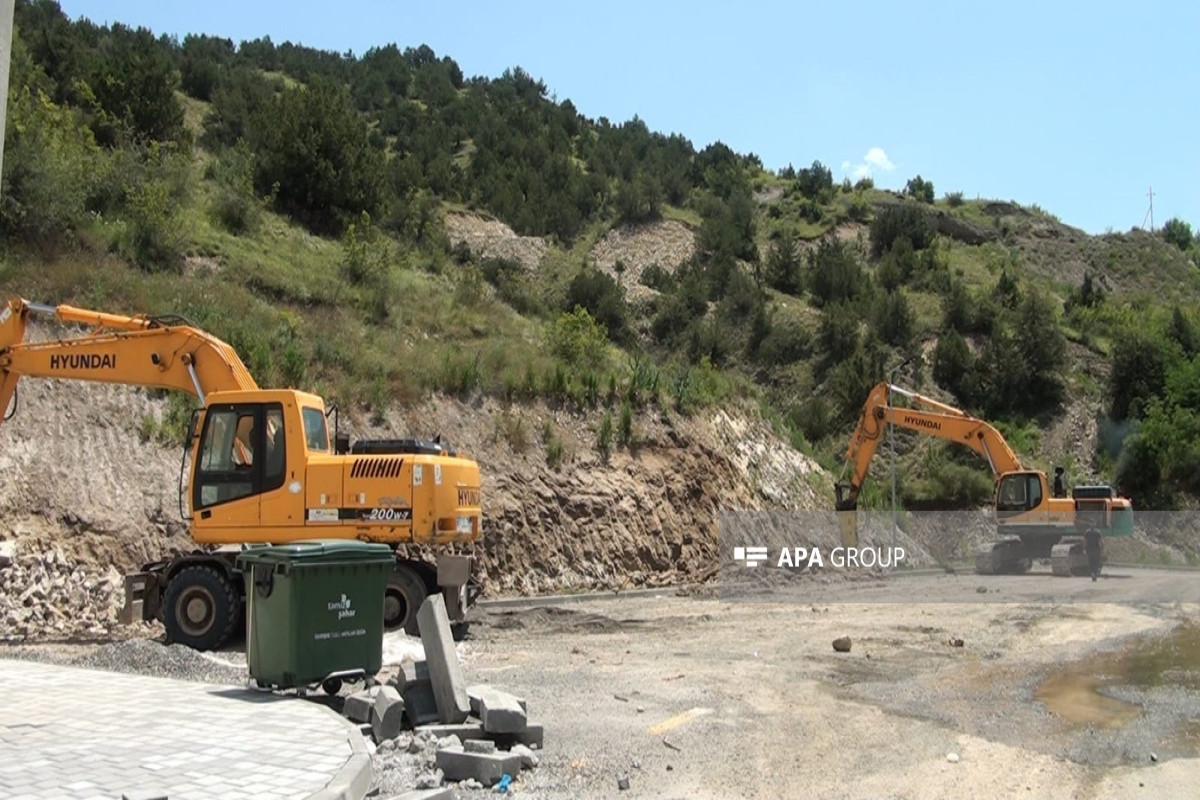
[2,92,1196,509]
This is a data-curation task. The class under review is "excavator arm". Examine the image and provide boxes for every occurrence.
[0,297,258,425]
[835,382,1023,510]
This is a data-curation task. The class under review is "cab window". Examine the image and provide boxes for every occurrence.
[302,407,330,452]
[194,403,285,509]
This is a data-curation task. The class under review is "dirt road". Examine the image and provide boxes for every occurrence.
[459,567,1200,799]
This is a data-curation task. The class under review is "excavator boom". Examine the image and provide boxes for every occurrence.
[836,382,1022,510]
[0,298,257,420]
[0,297,258,422]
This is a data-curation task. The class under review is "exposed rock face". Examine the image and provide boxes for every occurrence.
[0,335,832,637]
[589,220,697,302]
[444,212,549,271]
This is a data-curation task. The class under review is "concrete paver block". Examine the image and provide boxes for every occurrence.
[463,738,495,754]
[385,788,456,800]
[478,689,527,734]
[435,745,521,786]
[343,690,375,724]
[511,743,539,768]
[371,686,407,741]
[493,722,544,750]
[121,793,168,800]
[466,684,527,717]
[403,681,441,727]
[392,659,431,691]
[416,595,470,724]
[415,721,485,741]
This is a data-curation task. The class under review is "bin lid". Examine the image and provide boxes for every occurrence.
[236,539,395,566]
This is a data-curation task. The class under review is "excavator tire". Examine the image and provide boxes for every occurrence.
[384,564,427,635]
[162,565,240,651]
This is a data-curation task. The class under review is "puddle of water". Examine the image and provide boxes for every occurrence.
[1035,622,1200,728]
[1035,672,1141,727]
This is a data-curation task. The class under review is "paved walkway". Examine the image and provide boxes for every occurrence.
[0,659,371,800]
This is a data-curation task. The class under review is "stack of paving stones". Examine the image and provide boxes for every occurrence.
[342,594,543,798]
[0,543,128,641]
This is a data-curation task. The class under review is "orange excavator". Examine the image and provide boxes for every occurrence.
[834,382,1133,575]
[0,297,483,648]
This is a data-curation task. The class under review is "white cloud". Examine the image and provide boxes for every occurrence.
[843,147,896,180]
[864,147,895,171]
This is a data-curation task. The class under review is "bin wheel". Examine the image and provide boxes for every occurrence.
[322,677,343,696]
[384,565,427,635]
[162,565,240,651]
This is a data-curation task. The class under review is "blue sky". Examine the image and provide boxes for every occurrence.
[55,0,1199,235]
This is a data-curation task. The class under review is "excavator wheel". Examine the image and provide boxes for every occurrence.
[384,565,427,635]
[162,565,241,651]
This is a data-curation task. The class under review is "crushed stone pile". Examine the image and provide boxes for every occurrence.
[0,544,128,642]
[71,639,247,685]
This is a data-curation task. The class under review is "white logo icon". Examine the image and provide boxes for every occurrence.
[328,594,356,620]
[733,546,769,567]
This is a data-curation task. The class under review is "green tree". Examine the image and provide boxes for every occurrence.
[765,230,803,295]
[871,291,915,348]
[82,24,187,145]
[1109,331,1167,420]
[1167,306,1199,357]
[250,78,387,235]
[905,174,935,203]
[548,307,610,370]
[869,203,933,257]
[565,269,631,344]
[796,159,833,201]
[817,302,860,373]
[1013,292,1066,407]
[1162,217,1194,251]
[807,239,865,308]
[614,171,663,225]
[933,329,975,404]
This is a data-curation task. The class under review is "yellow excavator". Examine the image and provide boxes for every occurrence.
[834,382,1133,575]
[0,297,483,649]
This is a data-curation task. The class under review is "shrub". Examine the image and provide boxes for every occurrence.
[869,203,934,257]
[933,329,975,404]
[808,239,865,307]
[905,175,935,203]
[597,411,613,461]
[871,291,915,348]
[1162,217,1193,251]
[208,141,264,235]
[548,307,610,370]
[945,191,965,207]
[618,400,633,446]
[565,269,631,344]
[640,263,675,292]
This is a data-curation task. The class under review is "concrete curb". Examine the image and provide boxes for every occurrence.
[309,706,373,800]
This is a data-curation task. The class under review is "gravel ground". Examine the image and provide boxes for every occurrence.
[4,569,1200,799]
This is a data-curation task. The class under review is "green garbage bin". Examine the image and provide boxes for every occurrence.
[236,540,395,692]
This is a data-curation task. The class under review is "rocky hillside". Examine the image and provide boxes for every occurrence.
[0,318,838,639]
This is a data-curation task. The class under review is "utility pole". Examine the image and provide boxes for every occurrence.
[1143,186,1155,232]
[0,0,13,184]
